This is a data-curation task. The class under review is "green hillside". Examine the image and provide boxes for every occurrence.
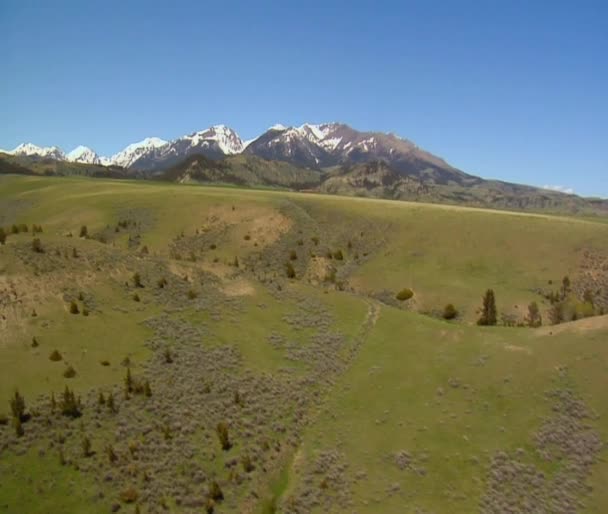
[0,175,607,514]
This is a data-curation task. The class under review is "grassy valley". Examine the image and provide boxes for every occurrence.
[0,175,607,513]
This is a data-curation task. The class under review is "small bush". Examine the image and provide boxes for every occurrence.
[69,301,79,314]
[82,308,89,316]
[49,350,63,361]
[241,454,254,473]
[311,236,319,246]
[208,481,224,501]
[333,249,344,260]
[289,250,298,261]
[157,277,168,288]
[187,289,198,300]
[133,293,140,302]
[210,243,217,250]
[106,444,118,464]
[442,304,458,320]
[243,234,251,241]
[396,288,414,301]
[81,436,92,457]
[100,360,110,366]
[286,262,296,279]
[63,366,77,378]
[120,487,139,504]
[164,348,173,363]
[216,422,232,450]
[31,337,39,348]
[79,226,88,238]
[132,272,143,288]
[0,228,6,245]
[32,238,44,253]
[0,414,8,426]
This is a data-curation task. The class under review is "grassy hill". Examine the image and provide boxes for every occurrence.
[0,175,607,513]
[4,151,608,217]
[0,152,130,179]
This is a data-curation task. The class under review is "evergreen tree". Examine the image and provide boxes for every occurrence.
[548,302,564,325]
[125,367,133,394]
[14,416,24,437]
[477,289,497,326]
[561,276,571,299]
[10,390,26,421]
[525,301,542,327]
[60,386,81,418]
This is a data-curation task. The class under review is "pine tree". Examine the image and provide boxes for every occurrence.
[477,289,497,326]
[60,386,81,418]
[548,302,564,325]
[561,276,571,299]
[525,301,542,327]
[14,416,24,437]
[125,367,133,394]
[10,390,26,421]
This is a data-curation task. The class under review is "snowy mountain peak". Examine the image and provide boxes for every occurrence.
[110,137,168,168]
[184,125,244,155]
[67,146,101,165]
[11,143,66,160]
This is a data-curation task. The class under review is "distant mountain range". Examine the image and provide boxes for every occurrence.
[2,122,607,216]
[2,123,470,184]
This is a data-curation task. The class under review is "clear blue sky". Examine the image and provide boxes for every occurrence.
[1,0,607,197]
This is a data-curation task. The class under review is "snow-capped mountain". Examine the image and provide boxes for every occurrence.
[117,125,244,172]
[3,122,471,184]
[109,137,168,169]
[10,143,66,160]
[66,146,102,165]
[244,123,472,184]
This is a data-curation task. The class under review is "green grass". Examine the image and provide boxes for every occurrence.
[1,174,607,513]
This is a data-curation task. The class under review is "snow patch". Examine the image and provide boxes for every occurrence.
[543,185,575,195]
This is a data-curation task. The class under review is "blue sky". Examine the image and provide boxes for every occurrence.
[1,0,607,197]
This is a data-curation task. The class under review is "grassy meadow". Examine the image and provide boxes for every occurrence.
[0,174,606,514]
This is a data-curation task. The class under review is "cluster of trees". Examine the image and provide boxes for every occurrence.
[477,289,543,327]
[124,367,152,398]
[0,224,44,245]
